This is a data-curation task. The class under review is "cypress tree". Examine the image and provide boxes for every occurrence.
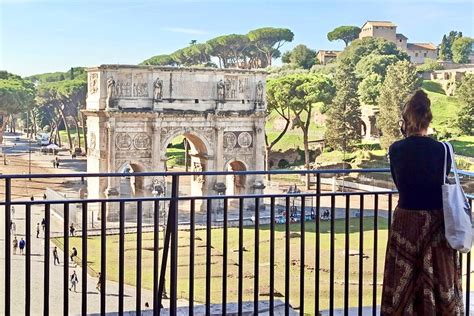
[377,60,421,149]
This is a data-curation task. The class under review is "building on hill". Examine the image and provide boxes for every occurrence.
[316,50,341,65]
[406,43,437,64]
[396,33,408,50]
[358,20,437,64]
[359,21,397,43]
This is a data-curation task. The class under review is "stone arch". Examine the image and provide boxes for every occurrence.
[161,129,213,198]
[225,159,248,196]
[160,129,214,161]
[117,161,147,196]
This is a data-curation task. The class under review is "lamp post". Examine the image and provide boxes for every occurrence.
[27,111,31,181]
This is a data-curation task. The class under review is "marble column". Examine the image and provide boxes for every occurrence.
[104,119,119,196]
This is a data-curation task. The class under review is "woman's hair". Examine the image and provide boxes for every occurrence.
[401,90,432,136]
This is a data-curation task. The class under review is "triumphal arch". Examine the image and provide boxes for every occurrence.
[84,65,267,201]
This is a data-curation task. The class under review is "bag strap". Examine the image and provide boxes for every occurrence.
[445,142,461,186]
[443,142,448,184]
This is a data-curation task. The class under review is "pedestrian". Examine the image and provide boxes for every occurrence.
[69,271,78,292]
[41,218,46,232]
[12,236,18,255]
[53,246,60,265]
[69,223,75,236]
[11,206,15,219]
[52,160,56,168]
[11,221,16,236]
[96,272,102,292]
[19,238,25,255]
[381,90,463,314]
[30,196,34,201]
[43,193,47,200]
[36,223,40,238]
[70,247,78,263]
[56,161,60,168]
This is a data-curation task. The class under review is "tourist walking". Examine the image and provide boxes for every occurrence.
[12,236,18,254]
[96,272,102,292]
[41,218,46,232]
[70,247,78,263]
[53,246,60,265]
[19,238,25,255]
[69,223,75,236]
[10,221,16,236]
[36,223,40,238]
[381,90,463,314]
[70,223,75,236]
[69,271,78,292]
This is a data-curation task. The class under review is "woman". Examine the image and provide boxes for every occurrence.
[381,90,463,315]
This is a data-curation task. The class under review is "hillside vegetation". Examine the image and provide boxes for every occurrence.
[265,79,473,170]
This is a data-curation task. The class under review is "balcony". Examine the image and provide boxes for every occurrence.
[0,169,473,315]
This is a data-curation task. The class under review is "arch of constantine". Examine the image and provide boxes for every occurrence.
[84,65,267,202]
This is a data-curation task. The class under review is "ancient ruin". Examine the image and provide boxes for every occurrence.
[83,65,267,202]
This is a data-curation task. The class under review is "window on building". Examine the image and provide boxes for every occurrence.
[415,53,419,57]
[424,52,427,57]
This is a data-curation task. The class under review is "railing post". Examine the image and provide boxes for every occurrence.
[157,175,179,314]
[4,178,11,316]
[170,175,179,314]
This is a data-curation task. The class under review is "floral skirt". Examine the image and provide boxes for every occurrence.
[381,206,464,315]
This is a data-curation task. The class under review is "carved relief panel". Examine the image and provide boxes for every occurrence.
[133,73,149,97]
[223,131,253,156]
[88,73,98,95]
[115,73,132,97]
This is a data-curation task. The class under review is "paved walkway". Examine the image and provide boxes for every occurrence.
[0,202,160,315]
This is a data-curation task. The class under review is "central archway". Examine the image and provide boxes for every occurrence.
[161,130,212,198]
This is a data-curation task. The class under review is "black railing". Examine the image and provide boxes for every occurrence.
[1,169,473,315]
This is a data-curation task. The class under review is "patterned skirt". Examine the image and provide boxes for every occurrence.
[381,206,464,315]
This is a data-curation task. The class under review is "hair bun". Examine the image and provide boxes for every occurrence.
[411,90,430,111]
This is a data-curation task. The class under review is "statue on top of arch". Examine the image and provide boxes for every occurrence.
[154,78,163,101]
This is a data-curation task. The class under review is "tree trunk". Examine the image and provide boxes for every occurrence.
[32,110,38,137]
[265,146,271,180]
[80,111,88,154]
[303,127,310,190]
[56,102,73,153]
[267,51,273,67]
[72,115,81,150]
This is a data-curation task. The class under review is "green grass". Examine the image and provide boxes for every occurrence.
[166,148,185,168]
[422,80,462,132]
[450,135,474,158]
[58,128,84,146]
[54,218,390,312]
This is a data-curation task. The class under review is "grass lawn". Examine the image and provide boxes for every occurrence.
[450,135,474,158]
[58,128,84,145]
[54,218,391,312]
[422,80,462,133]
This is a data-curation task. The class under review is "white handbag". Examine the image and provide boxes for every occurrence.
[442,142,472,253]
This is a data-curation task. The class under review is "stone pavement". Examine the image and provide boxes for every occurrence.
[0,202,161,315]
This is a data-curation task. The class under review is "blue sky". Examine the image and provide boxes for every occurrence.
[1,0,473,76]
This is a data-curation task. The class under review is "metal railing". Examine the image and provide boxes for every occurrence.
[1,168,473,315]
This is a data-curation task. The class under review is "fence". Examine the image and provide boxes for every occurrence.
[1,169,473,315]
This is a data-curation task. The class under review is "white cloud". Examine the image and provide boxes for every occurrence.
[161,27,208,35]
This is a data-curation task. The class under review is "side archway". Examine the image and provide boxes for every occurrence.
[225,159,248,196]
[117,161,147,196]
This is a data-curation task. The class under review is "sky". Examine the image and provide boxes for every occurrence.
[1,0,473,77]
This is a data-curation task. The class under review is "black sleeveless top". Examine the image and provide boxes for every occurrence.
[389,136,451,210]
